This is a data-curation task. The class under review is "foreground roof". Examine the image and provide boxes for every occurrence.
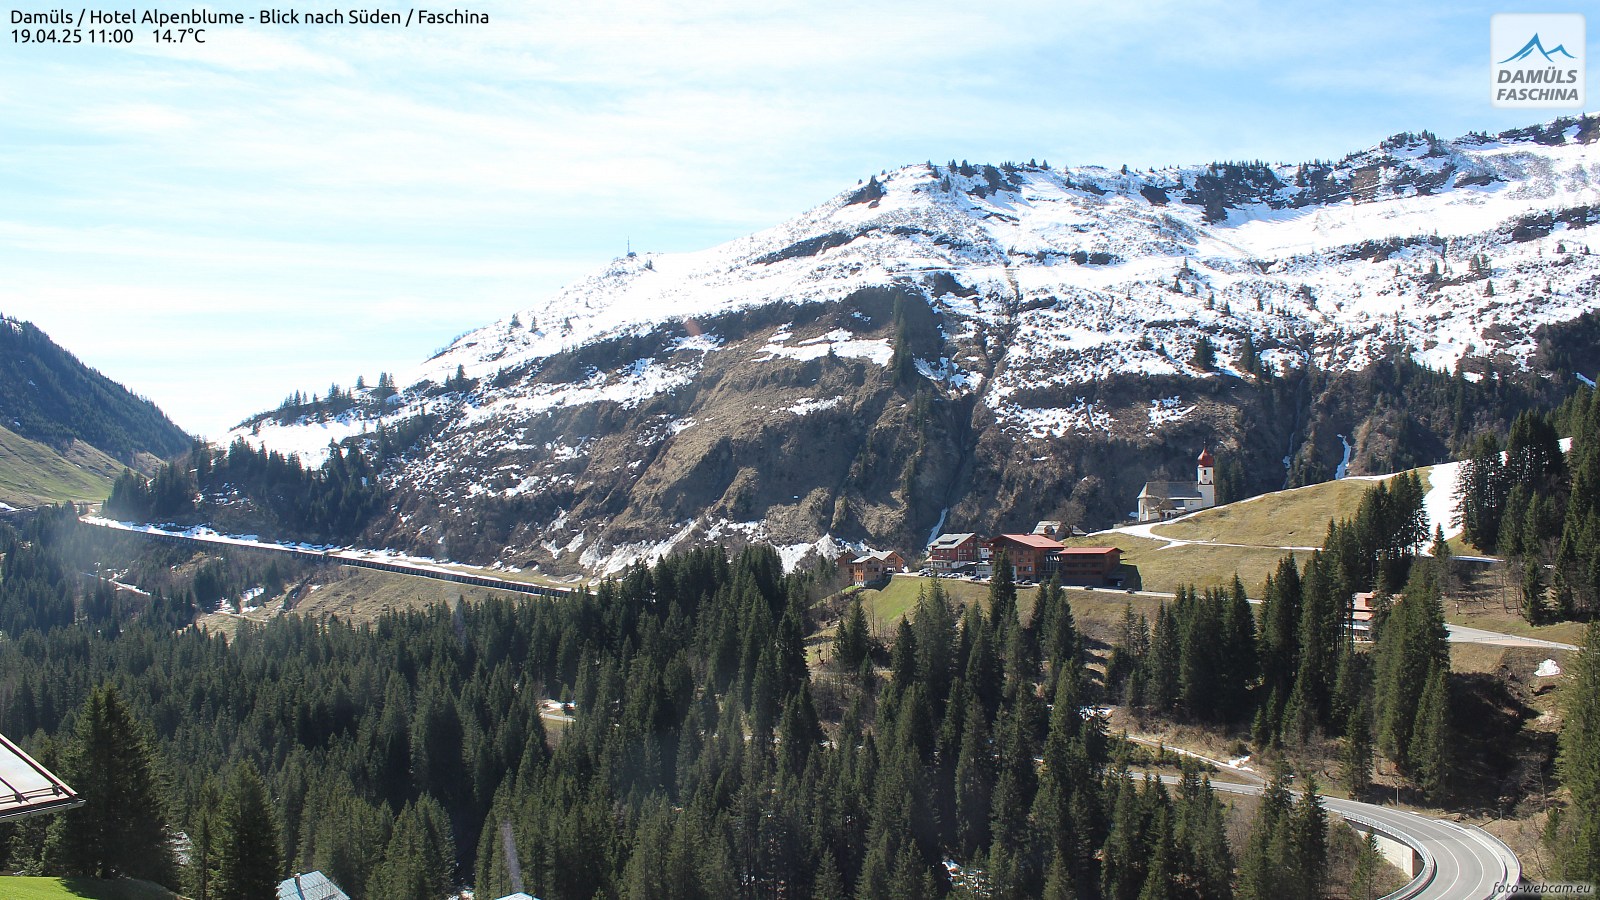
[278,872,351,900]
[0,731,81,823]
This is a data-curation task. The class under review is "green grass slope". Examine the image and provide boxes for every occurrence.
[0,424,125,507]
[1061,470,1425,595]
[1069,533,1301,596]
[0,877,177,900]
[1147,475,1389,546]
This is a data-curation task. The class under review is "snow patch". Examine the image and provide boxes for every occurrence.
[926,507,949,549]
[915,357,980,390]
[1001,398,1113,437]
[1422,461,1465,542]
[786,397,843,416]
[775,534,853,573]
[235,415,374,467]
[759,331,893,366]
[1147,396,1195,430]
[458,358,694,428]
[674,333,723,354]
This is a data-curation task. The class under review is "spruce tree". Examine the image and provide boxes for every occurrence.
[1374,563,1449,776]
[1136,821,1174,900]
[954,695,994,858]
[1523,554,1546,623]
[216,762,281,900]
[836,593,870,673]
[1237,767,1292,900]
[989,550,1018,635]
[185,778,224,900]
[1257,557,1302,741]
[1352,832,1381,900]
[1142,604,1180,711]
[1409,664,1452,801]
[1342,697,1374,798]
[45,684,178,885]
[1289,776,1328,899]
[1551,621,1600,882]
[1220,577,1257,721]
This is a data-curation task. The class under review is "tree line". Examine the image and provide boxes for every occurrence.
[1456,387,1600,621]
[105,437,385,544]
[1106,473,1452,802]
[0,315,190,460]
[0,515,1326,899]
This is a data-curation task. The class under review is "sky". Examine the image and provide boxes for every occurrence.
[1,0,1592,439]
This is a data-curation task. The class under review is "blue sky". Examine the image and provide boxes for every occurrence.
[0,0,1590,438]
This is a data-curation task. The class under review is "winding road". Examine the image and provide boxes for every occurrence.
[1130,737,1521,900]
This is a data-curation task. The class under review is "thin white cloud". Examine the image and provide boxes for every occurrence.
[1,0,1565,436]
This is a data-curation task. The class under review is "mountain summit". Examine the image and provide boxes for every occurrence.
[232,117,1600,574]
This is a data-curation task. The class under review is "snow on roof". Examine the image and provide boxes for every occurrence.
[930,532,977,548]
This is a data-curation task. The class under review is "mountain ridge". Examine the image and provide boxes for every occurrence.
[224,117,1600,574]
[0,315,191,506]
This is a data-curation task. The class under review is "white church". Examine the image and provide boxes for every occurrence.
[1136,448,1217,522]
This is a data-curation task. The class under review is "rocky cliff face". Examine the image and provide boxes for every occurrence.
[233,117,1600,574]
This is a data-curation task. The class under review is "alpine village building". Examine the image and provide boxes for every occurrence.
[1136,448,1218,523]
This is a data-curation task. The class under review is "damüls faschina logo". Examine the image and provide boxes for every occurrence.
[1491,14,1585,108]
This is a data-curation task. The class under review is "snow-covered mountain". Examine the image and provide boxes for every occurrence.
[233,117,1600,574]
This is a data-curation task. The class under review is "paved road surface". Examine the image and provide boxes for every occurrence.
[1201,779,1522,900]
[1130,737,1520,899]
[1446,624,1577,652]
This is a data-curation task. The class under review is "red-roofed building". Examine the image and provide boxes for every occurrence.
[987,534,1065,581]
[1055,547,1123,585]
[928,533,981,572]
[1350,591,1390,642]
[849,550,906,586]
